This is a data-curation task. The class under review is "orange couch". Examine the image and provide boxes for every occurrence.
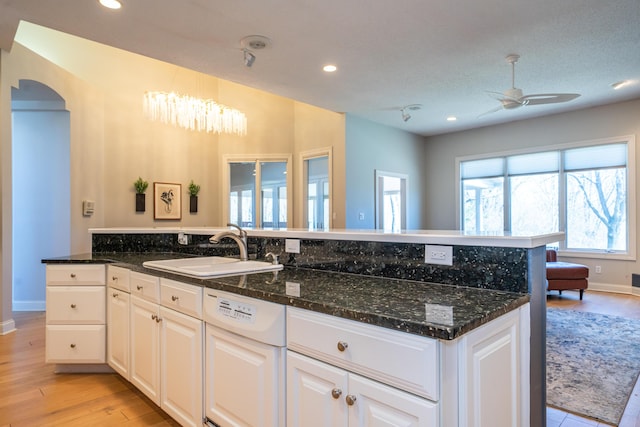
[546,249,589,300]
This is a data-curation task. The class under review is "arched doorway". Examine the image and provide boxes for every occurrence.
[11,80,70,311]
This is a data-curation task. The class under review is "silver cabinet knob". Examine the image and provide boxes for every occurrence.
[155,316,162,323]
[70,273,76,278]
[331,388,342,399]
[337,341,348,352]
[137,285,143,291]
[112,276,118,281]
[345,395,357,406]
[112,292,119,298]
[171,295,179,301]
[70,303,77,309]
[70,343,76,349]
[151,314,157,320]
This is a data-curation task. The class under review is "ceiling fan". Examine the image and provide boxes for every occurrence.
[480,54,580,116]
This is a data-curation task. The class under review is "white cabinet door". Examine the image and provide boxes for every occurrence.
[458,309,523,427]
[129,295,161,405]
[205,324,283,427]
[287,351,349,427]
[107,286,130,379]
[348,373,439,427]
[160,306,203,427]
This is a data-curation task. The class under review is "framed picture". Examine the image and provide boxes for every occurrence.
[153,182,182,220]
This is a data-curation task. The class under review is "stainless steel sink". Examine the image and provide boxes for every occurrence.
[142,256,283,279]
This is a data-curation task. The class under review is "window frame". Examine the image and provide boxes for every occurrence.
[455,135,636,261]
[222,154,293,228]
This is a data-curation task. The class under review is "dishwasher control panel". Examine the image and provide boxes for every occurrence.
[217,297,256,324]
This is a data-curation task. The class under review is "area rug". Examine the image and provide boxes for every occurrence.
[546,308,640,425]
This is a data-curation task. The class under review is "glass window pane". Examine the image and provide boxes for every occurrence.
[566,168,627,250]
[510,173,558,235]
[306,156,329,230]
[260,161,287,228]
[462,177,504,232]
[229,162,255,227]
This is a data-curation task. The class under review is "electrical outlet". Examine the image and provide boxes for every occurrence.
[425,244,453,266]
[285,239,300,254]
[595,265,602,274]
[358,212,365,221]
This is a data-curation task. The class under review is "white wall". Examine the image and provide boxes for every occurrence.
[12,109,70,310]
[345,114,427,229]
[424,98,640,292]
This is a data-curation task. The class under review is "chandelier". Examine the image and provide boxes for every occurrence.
[143,91,247,136]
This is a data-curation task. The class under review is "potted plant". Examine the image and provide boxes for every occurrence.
[188,180,201,213]
[134,177,149,212]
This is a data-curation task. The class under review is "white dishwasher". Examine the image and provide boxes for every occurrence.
[203,288,286,427]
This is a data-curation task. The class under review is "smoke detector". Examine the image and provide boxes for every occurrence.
[240,35,271,51]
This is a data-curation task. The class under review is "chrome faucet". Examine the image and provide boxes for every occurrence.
[209,223,248,261]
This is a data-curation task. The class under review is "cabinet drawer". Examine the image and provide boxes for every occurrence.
[107,265,130,292]
[46,325,106,363]
[160,278,202,319]
[130,272,160,303]
[46,264,105,286]
[46,286,106,324]
[287,307,440,401]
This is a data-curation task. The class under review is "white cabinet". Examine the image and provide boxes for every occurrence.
[160,305,203,427]
[128,274,203,427]
[107,266,131,379]
[45,264,106,364]
[287,351,437,427]
[130,293,161,404]
[454,305,529,427]
[287,304,530,427]
[287,307,439,427]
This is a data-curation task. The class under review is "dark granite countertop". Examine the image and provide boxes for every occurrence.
[43,252,529,340]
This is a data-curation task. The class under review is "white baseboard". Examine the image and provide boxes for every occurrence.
[1,318,16,335]
[12,300,46,311]
[587,282,633,295]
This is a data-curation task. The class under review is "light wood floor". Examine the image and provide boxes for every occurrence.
[547,290,640,427]
[2,291,639,426]
[0,311,179,427]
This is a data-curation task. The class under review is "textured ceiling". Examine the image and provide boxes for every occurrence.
[1,0,639,136]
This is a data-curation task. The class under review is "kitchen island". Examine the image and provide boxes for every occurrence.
[43,227,561,427]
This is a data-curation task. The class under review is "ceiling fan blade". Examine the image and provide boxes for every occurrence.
[521,93,580,105]
[477,105,504,118]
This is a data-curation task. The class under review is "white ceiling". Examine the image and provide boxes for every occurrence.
[1,0,639,136]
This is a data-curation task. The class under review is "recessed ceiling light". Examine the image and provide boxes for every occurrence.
[99,0,122,9]
[611,80,636,90]
[323,65,337,73]
[447,116,457,122]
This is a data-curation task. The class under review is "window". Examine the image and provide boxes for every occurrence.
[301,147,332,230]
[225,156,291,228]
[458,137,634,255]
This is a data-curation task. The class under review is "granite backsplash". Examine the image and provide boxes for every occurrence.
[92,232,529,294]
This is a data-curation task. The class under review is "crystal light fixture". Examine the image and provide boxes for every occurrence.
[143,91,247,136]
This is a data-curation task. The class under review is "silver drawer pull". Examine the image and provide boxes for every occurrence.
[337,341,348,352]
[70,273,76,278]
[137,285,143,291]
[70,343,76,349]
[171,295,179,302]
[70,304,77,309]
[345,395,357,406]
[331,388,342,399]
